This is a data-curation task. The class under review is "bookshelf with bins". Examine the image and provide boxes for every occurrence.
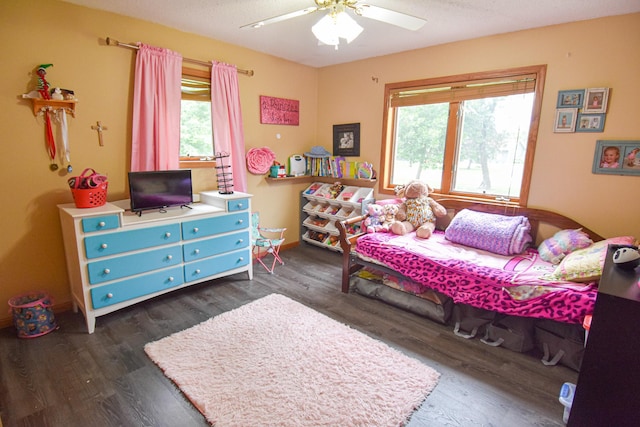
[301,182,373,252]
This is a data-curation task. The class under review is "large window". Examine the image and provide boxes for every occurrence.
[380,65,546,206]
[179,67,214,167]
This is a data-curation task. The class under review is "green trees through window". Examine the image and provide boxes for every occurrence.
[180,99,213,158]
[382,65,546,205]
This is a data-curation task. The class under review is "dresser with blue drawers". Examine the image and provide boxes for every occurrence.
[58,191,252,333]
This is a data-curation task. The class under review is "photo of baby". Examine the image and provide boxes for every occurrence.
[594,141,640,176]
[623,147,640,170]
[554,108,577,132]
[600,146,620,168]
[583,88,609,113]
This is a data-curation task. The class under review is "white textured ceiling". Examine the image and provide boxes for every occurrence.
[63,0,640,68]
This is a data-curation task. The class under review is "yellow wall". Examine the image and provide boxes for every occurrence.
[0,0,638,327]
[0,0,317,326]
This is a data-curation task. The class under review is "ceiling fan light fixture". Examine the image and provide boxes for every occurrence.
[312,9,363,47]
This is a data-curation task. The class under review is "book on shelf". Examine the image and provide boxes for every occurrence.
[304,155,373,179]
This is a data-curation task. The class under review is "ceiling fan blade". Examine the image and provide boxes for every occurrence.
[240,7,318,29]
[356,4,426,31]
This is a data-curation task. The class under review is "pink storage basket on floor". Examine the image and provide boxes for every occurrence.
[8,291,58,338]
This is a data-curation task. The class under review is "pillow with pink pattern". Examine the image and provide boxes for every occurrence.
[537,229,593,265]
[546,236,636,282]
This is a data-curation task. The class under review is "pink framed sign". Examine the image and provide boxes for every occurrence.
[259,95,299,126]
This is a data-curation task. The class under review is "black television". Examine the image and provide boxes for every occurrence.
[128,170,193,215]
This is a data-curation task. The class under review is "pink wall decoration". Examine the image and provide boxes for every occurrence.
[259,95,299,125]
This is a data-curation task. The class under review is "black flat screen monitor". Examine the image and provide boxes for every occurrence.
[128,170,193,214]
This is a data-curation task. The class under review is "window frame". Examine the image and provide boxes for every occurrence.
[379,64,547,206]
[179,66,215,169]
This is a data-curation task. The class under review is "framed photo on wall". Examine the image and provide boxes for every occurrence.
[592,140,640,176]
[554,108,577,133]
[556,89,585,108]
[583,88,609,113]
[333,123,360,156]
[576,113,605,132]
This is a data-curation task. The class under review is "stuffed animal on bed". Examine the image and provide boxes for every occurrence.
[391,180,447,238]
[364,203,384,233]
[380,204,400,232]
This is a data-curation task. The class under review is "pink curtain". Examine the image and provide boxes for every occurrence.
[211,62,247,192]
[131,44,182,171]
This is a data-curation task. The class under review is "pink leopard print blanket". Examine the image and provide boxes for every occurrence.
[355,231,596,324]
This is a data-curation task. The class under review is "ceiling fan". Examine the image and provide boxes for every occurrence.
[241,0,426,48]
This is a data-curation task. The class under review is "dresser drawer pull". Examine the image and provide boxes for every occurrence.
[106,293,114,299]
[238,239,244,243]
[193,227,199,233]
[168,276,175,282]
[194,249,200,254]
[238,219,244,224]
[195,269,201,274]
[237,203,243,208]
[164,232,172,238]
[98,221,106,227]
[103,268,110,275]
[239,257,244,261]
[101,243,108,249]
[167,254,173,260]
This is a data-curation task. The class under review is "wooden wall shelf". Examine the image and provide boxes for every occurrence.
[31,99,77,117]
[265,175,376,188]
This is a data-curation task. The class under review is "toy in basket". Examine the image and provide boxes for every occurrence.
[68,168,108,208]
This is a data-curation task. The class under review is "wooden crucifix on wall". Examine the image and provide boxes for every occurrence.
[91,121,108,146]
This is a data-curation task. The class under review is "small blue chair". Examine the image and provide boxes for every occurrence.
[251,212,286,274]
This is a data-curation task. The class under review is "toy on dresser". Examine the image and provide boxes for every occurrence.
[613,246,640,270]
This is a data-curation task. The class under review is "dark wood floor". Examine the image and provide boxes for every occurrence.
[0,244,577,426]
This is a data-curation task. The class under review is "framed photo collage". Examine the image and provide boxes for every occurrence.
[554,87,609,133]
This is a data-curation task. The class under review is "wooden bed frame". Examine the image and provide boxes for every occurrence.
[335,198,604,294]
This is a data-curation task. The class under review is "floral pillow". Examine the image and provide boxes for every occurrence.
[546,236,636,282]
[537,228,593,265]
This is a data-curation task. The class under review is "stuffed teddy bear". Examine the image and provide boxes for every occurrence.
[380,204,400,232]
[363,203,384,233]
[390,180,447,238]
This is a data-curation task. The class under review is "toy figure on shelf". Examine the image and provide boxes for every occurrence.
[33,64,57,170]
[37,64,53,100]
[51,88,64,100]
[328,181,344,199]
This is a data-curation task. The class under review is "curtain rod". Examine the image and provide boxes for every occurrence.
[105,37,254,77]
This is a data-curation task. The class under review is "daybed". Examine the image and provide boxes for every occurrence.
[335,199,622,369]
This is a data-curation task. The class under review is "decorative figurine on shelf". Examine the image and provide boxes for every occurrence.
[34,63,57,170]
[36,64,53,100]
[51,87,64,100]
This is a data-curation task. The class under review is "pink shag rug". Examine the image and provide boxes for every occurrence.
[144,294,440,426]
